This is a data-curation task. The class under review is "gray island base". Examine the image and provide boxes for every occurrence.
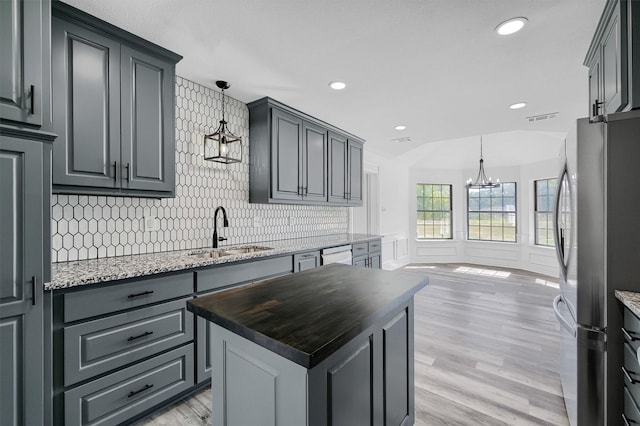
[187,264,428,426]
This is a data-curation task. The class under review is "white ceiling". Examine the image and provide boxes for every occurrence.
[62,0,605,166]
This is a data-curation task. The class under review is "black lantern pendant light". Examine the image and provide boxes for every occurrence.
[466,137,500,189]
[204,81,242,164]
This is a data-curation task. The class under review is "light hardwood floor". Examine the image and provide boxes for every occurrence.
[135,263,568,426]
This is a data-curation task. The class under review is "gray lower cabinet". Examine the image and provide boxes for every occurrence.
[0,130,53,426]
[622,307,640,424]
[52,272,195,425]
[352,239,382,269]
[195,255,294,383]
[248,97,363,206]
[585,0,640,119]
[209,300,414,426]
[51,2,181,197]
[328,132,363,206]
[0,0,48,126]
[64,344,194,426]
[294,251,321,272]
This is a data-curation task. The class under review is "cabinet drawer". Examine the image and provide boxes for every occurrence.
[352,242,368,256]
[294,251,320,273]
[63,272,193,323]
[368,240,381,253]
[624,343,640,406]
[623,309,640,353]
[625,386,640,425]
[64,344,194,426]
[196,255,292,292]
[64,298,193,386]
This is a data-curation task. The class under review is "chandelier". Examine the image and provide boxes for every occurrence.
[466,137,500,189]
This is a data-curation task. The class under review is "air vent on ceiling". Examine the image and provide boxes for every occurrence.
[391,136,412,143]
[526,112,559,122]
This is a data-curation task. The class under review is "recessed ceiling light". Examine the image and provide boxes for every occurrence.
[329,81,346,90]
[495,17,528,35]
[394,125,406,131]
[509,102,527,109]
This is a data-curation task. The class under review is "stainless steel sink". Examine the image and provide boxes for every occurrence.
[190,245,273,258]
[189,250,232,259]
[221,246,273,255]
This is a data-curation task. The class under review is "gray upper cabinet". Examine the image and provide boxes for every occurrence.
[0,0,45,126]
[269,108,327,203]
[0,132,53,426]
[271,108,304,201]
[51,17,120,190]
[585,0,640,119]
[328,132,363,206]
[51,2,181,197]
[120,46,175,193]
[249,97,362,206]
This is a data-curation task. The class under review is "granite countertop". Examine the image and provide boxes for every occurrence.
[47,233,380,290]
[186,264,428,368]
[615,290,640,318]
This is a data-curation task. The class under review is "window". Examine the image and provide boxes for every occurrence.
[535,178,557,246]
[467,183,516,242]
[416,184,452,239]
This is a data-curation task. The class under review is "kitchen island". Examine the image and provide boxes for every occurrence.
[187,264,428,426]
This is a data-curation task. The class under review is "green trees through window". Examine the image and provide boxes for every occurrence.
[534,178,557,246]
[416,184,452,239]
[467,183,517,242]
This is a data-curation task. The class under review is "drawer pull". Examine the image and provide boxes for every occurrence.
[31,276,37,306]
[623,366,637,384]
[623,327,640,342]
[128,290,154,299]
[623,413,637,426]
[127,331,154,342]
[127,383,154,398]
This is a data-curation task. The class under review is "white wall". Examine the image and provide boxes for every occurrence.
[363,139,564,277]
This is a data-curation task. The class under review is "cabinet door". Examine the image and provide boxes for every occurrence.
[51,17,121,190]
[271,108,303,200]
[294,251,320,272]
[347,140,363,205]
[370,254,381,269]
[588,55,602,120]
[601,6,625,114]
[328,132,347,203]
[0,0,43,126]
[120,46,175,194]
[0,136,44,426]
[302,121,327,202]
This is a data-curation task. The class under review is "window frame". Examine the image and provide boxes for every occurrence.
[466,182,517,243]
[534,177,557,247]
[416,183,453,240]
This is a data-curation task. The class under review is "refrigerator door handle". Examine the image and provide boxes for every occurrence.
[553,165,567,279]
[553,295,576,337]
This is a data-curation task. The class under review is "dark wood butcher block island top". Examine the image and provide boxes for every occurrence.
[187,264,428,368]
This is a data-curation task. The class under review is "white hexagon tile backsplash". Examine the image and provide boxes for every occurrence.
[50,76,350,262]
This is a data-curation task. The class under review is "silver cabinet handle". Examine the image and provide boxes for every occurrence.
[623,366,638,384]
[622,327,639,342]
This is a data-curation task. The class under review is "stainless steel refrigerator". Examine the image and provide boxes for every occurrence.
[553,110,640,426]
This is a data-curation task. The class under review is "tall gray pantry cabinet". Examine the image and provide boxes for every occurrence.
[0,0,54,425]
